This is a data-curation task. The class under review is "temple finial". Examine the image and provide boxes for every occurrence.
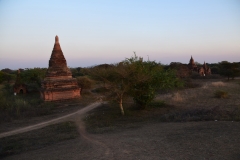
[55,35,59,43]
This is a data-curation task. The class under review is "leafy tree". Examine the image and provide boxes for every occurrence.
[1,68,13,74]
[194,61,202,66]
[210,66,219,74]
[70,68,78,78]
[77,76,93,94]
[0,71,16,84]
[124,54,182,109]
[88,54,182,115]
[20,68,47,88]
[0,71,5,84]
[169,62,191,78]
[88,63,131,115]
[76,67,84,76]
[70,67,85,77]
[219,61,240,80]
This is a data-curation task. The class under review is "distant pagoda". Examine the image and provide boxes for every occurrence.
[188,55,198,72]
[40,36,80,101]
[187,56,211,76]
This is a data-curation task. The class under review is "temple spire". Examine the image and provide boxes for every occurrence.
[190,55,193,61]
[53,35,61,51]
[203,61,207,68]
[189,55,195,64]
[55,35,59,44]
[49,35,66,67]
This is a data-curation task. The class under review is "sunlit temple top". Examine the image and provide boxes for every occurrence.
[40,35,81,101]
[55,35,59,43]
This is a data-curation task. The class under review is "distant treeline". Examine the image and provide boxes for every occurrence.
[1,61,240,84]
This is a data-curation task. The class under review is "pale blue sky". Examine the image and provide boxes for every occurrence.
[0,0,239,69]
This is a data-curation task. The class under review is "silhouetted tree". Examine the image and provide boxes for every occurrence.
[1,68,13,74]
[77,76,93,94]
[88,62,131,115]
[0,71,15,83]
[21,68,47,87]
[170,62,191,78]
[219,61,240,80]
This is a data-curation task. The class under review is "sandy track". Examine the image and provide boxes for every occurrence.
[0,101,102,138]
[1,100,240,159]
[74,111,114,159]
[1,100,115,159]
[3,121,240,160]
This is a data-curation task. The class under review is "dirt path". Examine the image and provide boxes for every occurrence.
[1,100,115,159]
[0,101,102,138]
[73,111,114,159]
[3,121,240,160]
[1,100,240,159]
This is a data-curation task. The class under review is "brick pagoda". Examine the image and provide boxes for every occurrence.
[41,36,80,101]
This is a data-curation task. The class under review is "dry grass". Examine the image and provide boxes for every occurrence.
[214,90,228,98]
[85,79,240,134]
[172,92,184,102]
[155,79,240,112]
[211,81,225,87]
[0,121,79,158]
[0,83,96,124]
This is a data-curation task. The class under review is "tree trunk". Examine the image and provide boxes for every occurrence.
[119,98,124,115]
[80,87,83,94]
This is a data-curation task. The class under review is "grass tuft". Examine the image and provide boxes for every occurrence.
[214,90,228,98]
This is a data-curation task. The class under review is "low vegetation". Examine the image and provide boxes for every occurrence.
[84,79,240,133]
[214,90,228,98]
[0,84,55,123]
[0,83,94,124]
[87,53,183,115]
[0,121,79,158]
[84,102,171,133]
[0,71,16,83]
[218,61,240,80]
[0,57,239,156]
[77,76,94,94]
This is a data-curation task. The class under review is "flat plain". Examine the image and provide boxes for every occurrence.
[0,78,240,160]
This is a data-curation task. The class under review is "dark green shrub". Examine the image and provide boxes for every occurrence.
[76,76,93,94]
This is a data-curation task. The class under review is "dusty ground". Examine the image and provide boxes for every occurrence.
[0,102,102,138]
[1,103,240,160]
[2,121,240,160]
[1,79,240,160]
[155,79,240,110]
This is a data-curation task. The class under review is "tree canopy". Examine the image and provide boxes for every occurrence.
[88,54,182,115]
[123,54,182,109]
[219,61,240,80]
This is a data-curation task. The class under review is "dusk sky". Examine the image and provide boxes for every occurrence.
[0,0,239,69]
